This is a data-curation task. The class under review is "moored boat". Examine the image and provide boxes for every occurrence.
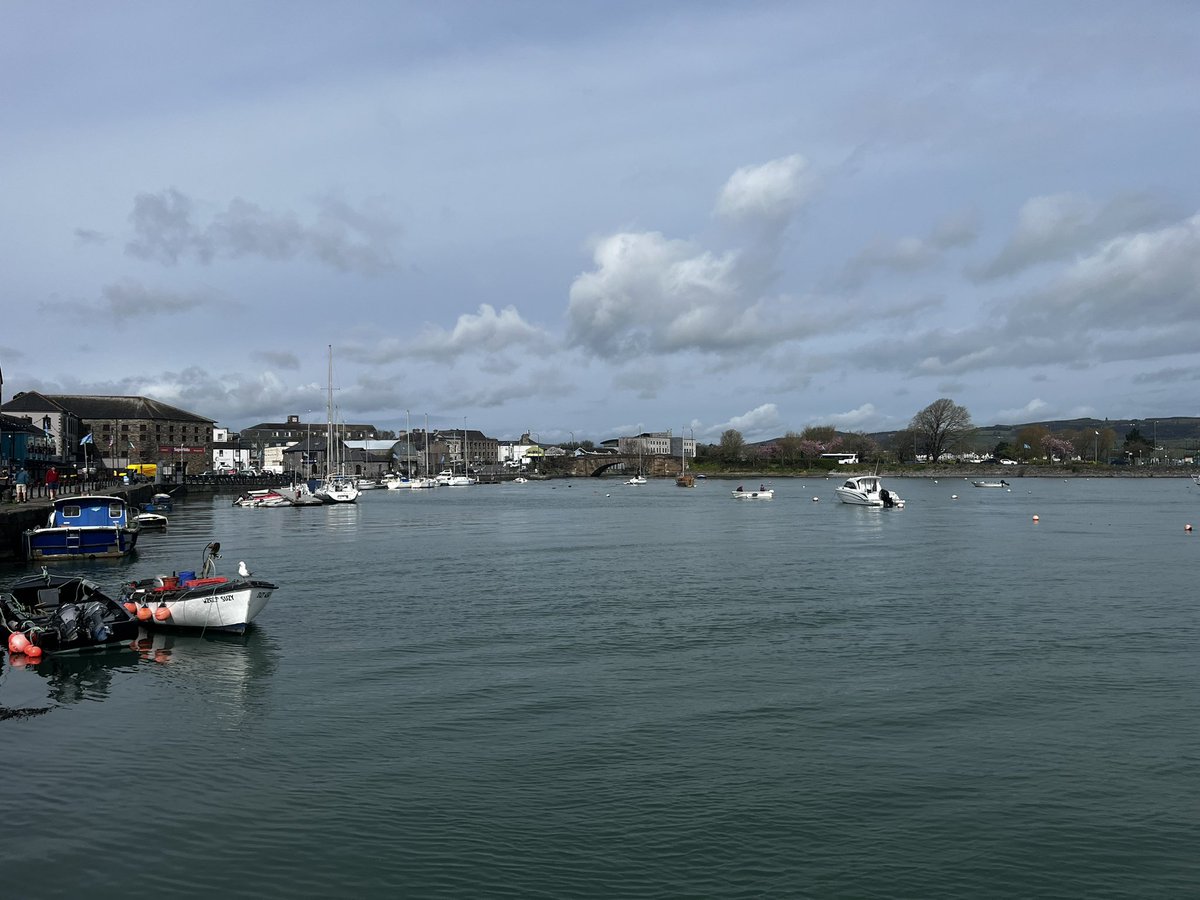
[119,542,277,634]
[2,572,138,655]
[134,511,169,530]
[834,475,904,508]
[732,485,774,500]
[23,495,140,561]
[233,489,292,508]
[972,480,1010,488]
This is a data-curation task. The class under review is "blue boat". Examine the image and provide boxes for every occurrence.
[141,492,174,512]
[23,495,141,561]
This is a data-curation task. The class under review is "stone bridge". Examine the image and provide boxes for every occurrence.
[556,453,684,478]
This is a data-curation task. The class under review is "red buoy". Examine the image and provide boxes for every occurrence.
[8,633,30,654]
[25,644,43,660]
[154,605,171,621]
[136,606,152,621]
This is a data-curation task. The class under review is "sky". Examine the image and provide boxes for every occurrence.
[2,1,1198,445]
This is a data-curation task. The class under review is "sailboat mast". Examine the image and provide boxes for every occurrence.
[326,345,334,477]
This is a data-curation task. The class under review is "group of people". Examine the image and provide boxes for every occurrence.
[5,465,59,503]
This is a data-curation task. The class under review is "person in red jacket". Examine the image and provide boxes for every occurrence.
[45,466,59,500]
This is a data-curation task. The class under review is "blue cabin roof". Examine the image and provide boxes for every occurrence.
[50,495,132,528]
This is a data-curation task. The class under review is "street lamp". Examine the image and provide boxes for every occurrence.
[1094,431,1099,463]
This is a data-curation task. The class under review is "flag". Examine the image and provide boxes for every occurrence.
[1023,443,1031,449]
[128,441,136,449]
[80,433,93,445]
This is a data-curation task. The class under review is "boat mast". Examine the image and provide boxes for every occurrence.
[326,345,334,479]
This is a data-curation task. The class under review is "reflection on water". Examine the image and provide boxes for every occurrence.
[22,645,141,706]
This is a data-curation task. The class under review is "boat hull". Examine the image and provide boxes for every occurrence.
[124,579,277,633]
[732,490,774,500]
[23,526,140,561]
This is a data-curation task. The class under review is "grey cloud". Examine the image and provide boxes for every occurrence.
[125,188,401,274]
[73,228,108,245]
[972,192,1175,282]
[252,350,302,370]
[840,212,979,289]
[39,279,214,323]
[357,304,556,365]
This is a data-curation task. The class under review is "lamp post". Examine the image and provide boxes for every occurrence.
[1094,431,1099,464]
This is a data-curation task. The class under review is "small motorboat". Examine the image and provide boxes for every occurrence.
[141,492,174,512]
[119,542,277,634]
[834,475,904,508]
[233,489,292,508]
[512,476,528,484]
[134,512,169,530]
[625,475,647,485]
[972,480,1010,488]
[732,486,774,500]
[1,571,139,655]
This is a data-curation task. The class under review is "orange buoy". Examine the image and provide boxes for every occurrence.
[154,605,171,621]
[123,601,138,615]
[8,633,30,654]
[25,644,43,660]
[136,605,152,621]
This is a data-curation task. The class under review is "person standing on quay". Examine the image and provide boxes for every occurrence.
[45,465,59,500]
[14,466,29,503]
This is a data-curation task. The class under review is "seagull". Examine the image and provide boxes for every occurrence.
[238,561,252,578]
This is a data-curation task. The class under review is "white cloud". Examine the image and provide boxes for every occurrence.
[385,304,555,362]
[714,403,781,440]
[714,154,815,226]
[996,398,1050,421]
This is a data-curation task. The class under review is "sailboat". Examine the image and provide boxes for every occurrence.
[314,346,360,504]
[439,420,475,486]
[675,428,695,487]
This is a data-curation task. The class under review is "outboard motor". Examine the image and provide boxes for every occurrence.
[881,489,894,508]
[55,603,83,643]
[81,601,111,643]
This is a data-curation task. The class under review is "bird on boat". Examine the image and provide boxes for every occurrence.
[238,560,252,578]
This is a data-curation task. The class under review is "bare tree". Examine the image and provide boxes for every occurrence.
[910,398,973,462]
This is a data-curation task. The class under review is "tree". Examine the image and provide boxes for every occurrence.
[1041,434,1075,462]
[890,428,918,464]
[1124,427,1152,462]
[909,398,973,462]
[775,431,803,466]
[801,425,838,445]
[841,431,879,461]
[718,429,745,464]
[1015,424,1050,461]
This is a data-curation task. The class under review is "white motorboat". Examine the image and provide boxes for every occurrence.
[233,489,292,508]
[315,474,360,503]
[834,475,904,508]
[512,476,528,484]
[383,473,410,490]
[625,475,647,485]
[134,511,169,530]
[436,469,474,487]
[732,486,774,500]
[972,480,1010,488]
[121,543,276,634]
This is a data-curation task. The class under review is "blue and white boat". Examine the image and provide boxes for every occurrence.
[23,495,140,561]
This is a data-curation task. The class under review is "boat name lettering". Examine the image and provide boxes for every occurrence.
[203,594,236,604]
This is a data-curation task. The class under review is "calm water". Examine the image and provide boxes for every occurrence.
[2,476,1198,898]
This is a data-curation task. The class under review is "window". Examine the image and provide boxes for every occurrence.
[63,505,81,518]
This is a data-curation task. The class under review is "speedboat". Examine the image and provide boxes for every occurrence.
[233,489,292,508]
[355,478,381,490]
[141,492,174,512]
[23,495,140,561]
[972,480,1010,488]
[134,511,169,530]
[119,542,277,634]
[383,473,410,490]
[732,486,774,500]
[512,476,528,484]
[834,475,904,508]
[2,572,139,655]
[625,475,647,485]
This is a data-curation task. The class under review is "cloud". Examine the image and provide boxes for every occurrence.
[996,398,1050,421]
[840,211,979,288]
[714,154,815,226]
[713,403,781,440]
[125,188,401,274]
[361,304,555,364]
[567,230,808,359]
[252,350,301,370]
[73,228,108,245]
[973,192,1174,281]
[39,279,215,322]
[824,403,878,430]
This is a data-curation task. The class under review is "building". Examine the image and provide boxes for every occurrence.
[0,392,213,475]
[618,432,675,456]
[240,414,379,472]
[212,427,253,472]
[0,412,56,475]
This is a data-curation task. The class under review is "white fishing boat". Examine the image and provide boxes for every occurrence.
[972,479,1010,488]
[732,485,774,500]
[834,475,904,508]
[120,542,276,634]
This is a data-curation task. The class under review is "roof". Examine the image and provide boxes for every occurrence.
[1,391,213,424]
[344,440,402,451]
[0,412,46,435]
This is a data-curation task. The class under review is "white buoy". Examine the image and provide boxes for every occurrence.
[951,494,958,499]
[1032,515,1040,523]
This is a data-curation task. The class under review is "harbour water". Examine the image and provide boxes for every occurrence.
[2,476,1198,898]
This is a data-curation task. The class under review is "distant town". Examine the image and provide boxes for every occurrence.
[1,390,1197,485]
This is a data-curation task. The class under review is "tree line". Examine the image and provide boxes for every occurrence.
[695,399,1165,468]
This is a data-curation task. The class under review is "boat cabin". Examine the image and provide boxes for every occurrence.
[49,496,133,528]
